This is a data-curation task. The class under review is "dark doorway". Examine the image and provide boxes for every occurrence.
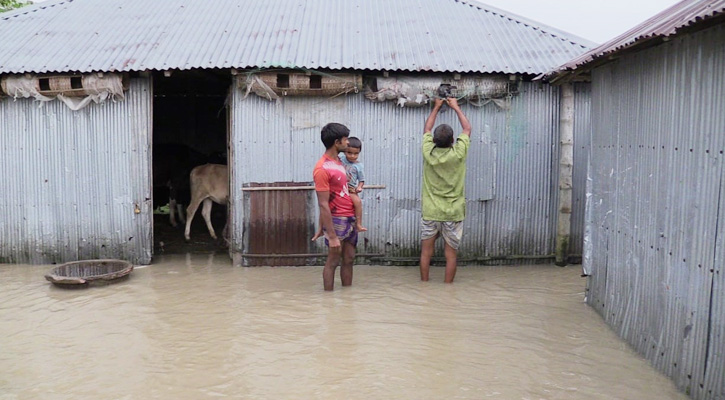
[152,69,231,255]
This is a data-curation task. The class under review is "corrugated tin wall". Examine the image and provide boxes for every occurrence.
[0,78,153,265]
[585,24,725,400]
[230,78,582,263]
[570,83,592,258]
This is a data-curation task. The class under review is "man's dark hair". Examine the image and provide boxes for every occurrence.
[433,124,454,148]
[347,136,362,150]
[321,123,350,149]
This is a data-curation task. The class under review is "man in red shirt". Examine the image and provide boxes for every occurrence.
[313,123,357,291]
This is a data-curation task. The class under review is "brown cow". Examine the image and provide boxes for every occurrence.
[153,143,208,227]
[184,164,229,242]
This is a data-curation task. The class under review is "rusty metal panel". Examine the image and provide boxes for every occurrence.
[0,78,153,265]
[243,183,315,266]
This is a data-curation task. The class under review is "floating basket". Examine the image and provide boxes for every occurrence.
[45,259,134,287]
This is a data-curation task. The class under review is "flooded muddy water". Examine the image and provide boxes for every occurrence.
[1,254,687,399]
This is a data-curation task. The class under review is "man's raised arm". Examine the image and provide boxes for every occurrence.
[447,98,471,137]
[424,98,445,133]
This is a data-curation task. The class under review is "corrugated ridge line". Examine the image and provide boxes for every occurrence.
[462,0,597,48]
[257,0,296,70]
[464,82,556,259]
[194,1,237,70]
[570,83,591,256]
[646,48,665,369]
[703,24,725,395]
[676,32,713,392]
[479,11,510,73]
[483,83,558,257]
[0,1,65,72]
[439,0,477,73]
[148,0,196,71]
[544,84,561,255]
[1,100,12,261]
[235,0,272,69]
[585,67,601,313]
[121,80,152,263]
[660,37,691,384]
[522,83,555,255]
[689,26,725,397]
[228,77,241,255]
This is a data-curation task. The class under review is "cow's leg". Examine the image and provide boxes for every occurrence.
[168,180,178,227]
[185,196,205,241]
[177,203,186,224]
[169,174,187,227]
[201,198,217,239]
[169,197,178,227]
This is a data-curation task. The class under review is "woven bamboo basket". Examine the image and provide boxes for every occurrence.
[255,72,362,96]
[0,74,128,98]
[45,259,134,287]
[24,75,88,97]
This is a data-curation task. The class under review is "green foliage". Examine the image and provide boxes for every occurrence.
[1,0,32,13]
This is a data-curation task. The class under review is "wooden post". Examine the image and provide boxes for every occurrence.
[556,83,574,266]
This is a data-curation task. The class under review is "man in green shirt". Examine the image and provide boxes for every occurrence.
[420,97,472,283]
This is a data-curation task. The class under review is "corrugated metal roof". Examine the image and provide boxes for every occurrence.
[0,0,593,75]
[545,0,725,79]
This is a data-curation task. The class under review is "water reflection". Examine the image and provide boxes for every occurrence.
[0,254,687,399]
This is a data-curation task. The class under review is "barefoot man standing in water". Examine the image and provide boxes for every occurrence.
[419,97,472,283]
[313,123,358,291]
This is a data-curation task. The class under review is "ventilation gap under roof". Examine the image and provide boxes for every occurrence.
[310,75,322,89]
[70,76,83,89]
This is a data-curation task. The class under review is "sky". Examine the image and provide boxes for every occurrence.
[472,0,682,44]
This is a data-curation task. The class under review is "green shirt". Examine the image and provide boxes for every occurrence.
[421,132,470,221]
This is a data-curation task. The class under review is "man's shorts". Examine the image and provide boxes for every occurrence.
[421,219,464,250]
[324,216,358,247]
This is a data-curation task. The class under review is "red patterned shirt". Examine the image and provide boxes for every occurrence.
[313,154,355,217]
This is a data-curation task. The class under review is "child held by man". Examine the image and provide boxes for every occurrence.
[313,136,367,241]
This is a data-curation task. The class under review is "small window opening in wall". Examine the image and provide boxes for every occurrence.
[310,75,322,89]
[277,74,290,88]
[70,76,83,89]
[39,78,50,91]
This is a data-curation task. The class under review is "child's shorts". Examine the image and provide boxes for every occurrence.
[348,186,362,198]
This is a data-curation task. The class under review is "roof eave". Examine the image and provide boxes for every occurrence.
[540,3,725,84]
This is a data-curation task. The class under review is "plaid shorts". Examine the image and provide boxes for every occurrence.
[421,219,464,250]
[324,216,358,247]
